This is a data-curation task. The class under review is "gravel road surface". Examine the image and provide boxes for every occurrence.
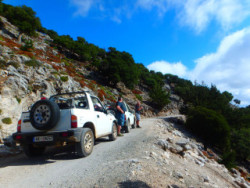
[0,117,239,188]
[0,118,155,188]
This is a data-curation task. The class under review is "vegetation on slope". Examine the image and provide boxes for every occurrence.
[166,74,250,167]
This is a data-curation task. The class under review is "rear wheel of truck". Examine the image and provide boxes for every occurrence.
[23,144,46,157]
[109,122,117,141]
[76,128,94,157]
[30,99,60,130]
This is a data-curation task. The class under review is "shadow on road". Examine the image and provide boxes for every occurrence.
[118,180,151,188]
[0,137,111,168]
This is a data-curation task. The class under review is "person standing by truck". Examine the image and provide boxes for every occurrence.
[135,101,143,128]
[116,96,126,136]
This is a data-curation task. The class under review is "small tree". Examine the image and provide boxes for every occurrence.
[149,84,170,110]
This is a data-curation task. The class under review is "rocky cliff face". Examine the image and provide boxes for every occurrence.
[0,16,183,142]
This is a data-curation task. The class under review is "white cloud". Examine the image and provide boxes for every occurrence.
[69,0,250,30]
[70,0,95,17]
[69,0,131,23]
[189,27,250,105]
[147,61,188,77]
[147,27,250,105]
[137,0,250,33]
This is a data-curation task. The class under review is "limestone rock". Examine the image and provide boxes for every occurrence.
[157,139,169,150]
[175,139,189,147]
[169,145,183,154]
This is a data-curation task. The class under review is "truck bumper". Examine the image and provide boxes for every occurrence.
[12,130,76,145]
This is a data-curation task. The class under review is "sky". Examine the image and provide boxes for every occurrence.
[3,0,250,106]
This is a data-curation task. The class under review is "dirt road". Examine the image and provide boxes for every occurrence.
[0,118,157,188]
[0,117,238,188]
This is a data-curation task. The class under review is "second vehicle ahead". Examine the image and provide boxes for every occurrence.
[106,100,135,133]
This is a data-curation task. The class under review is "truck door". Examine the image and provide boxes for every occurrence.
[90,97,110,136]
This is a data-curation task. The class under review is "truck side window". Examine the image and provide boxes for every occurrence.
[74,97,88,109]
[91,97,104,112]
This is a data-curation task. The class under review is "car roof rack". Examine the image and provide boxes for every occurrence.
[49,91,95,99]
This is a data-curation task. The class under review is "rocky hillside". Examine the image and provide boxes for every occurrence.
[0,15,182,143]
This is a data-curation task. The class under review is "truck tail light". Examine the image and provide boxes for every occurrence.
[71,115,77,128]
[17,119,21,132]
[16,135,22,140]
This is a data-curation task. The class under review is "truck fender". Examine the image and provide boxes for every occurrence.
[83,122,96,139]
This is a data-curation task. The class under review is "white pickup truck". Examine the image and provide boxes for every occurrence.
[13,91,118,158]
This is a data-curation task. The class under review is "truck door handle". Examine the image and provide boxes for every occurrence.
[97,115,100,118]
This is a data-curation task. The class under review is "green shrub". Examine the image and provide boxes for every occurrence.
[0,109,2,114]
[186,106,231,151]
[59,71,67,75]
[20,39,33,51]
[51,71,59,75]
[0,59,7,69]
[2,117,12,124]
[0,17,3,28]
[24,59,40,67]
[64,62,70,66]
[135,94,142,101]
[8,61,20,69]
[231,128,250,160]
[220,151,236,169]
[15,97,21,103]
[149,84,170,110]
[60,76,68,82]
[28,85,33,92]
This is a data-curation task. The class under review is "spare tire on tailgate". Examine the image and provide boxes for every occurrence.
[30,99,60,130]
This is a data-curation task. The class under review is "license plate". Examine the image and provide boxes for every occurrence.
[33,135,53,142]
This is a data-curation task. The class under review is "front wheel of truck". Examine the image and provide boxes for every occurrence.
[109,122,117,141]
[76,128,94,157]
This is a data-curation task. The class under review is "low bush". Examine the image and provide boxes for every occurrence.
[20,39,33,51]
[15,97,21,103]
[51,71,59,75]
[2,117,12,124]
[231,128,250,160]
[220,151,236,169]
[24,59,40,67]
[0,59,7,69]
[60,76,68,82]
[8,61,20,69]
[135,94,142,101]
[186,106,231,151]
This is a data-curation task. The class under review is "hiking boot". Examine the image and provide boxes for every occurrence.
[118,133,124,136]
